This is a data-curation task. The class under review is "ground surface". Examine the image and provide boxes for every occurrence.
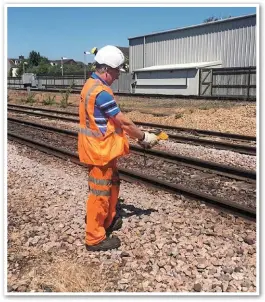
[7,143,256,293]
[7,89,257,293]
[8,89,256,136]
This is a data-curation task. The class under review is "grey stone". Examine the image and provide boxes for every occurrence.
[194,283,202,292]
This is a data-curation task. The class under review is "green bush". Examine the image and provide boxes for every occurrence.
[43,95,56,105]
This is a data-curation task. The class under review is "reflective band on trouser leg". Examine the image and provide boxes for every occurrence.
[104,160,120,230]
[85,164,113,246]
[88,175,112,186]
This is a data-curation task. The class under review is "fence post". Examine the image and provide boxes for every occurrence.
[210,69,213,96]
[247,68,251,100]
[198,69,201,96]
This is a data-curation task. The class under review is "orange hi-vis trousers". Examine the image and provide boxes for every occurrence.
[85,159,120,246]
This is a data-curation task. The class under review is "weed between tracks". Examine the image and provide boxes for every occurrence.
[21,93,37,105]
[60,82,75,108]
[43,95,56,106]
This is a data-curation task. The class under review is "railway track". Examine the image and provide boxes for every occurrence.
[7,117,256,182]
[8,87,256,101]
[8,104,256,155]
[8,118,256,220]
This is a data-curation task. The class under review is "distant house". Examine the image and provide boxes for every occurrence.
[7,55,24,77]
[49,59,77,66]
[75,61,85,66]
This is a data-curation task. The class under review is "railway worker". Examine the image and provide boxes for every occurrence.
[78,45,159,251]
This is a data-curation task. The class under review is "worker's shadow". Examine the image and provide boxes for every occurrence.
[117,203,158,218]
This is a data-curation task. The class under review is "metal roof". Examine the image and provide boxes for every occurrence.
[133,61,222,72]
[128,13,256,40]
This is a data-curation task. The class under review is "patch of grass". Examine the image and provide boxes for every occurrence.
[60,96,69,108]
[43,95,56,106]
[23,93,37,105]
[198,105,210,110]
[153,113,168,117]
[174,113,183,119]
[22,257,103,292]
[60,82,74,108]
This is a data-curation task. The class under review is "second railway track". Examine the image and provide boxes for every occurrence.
[8,104,256,155]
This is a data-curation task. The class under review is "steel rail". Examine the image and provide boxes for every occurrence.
[8,87,256,101]
[8,104,78,116]
[8,104,256,141]
[153,133,256,155]
[8,117,256,181]
[8,107,78,122]
[8,107,256,155]
[133,122,256,142]
[8,131,256,221]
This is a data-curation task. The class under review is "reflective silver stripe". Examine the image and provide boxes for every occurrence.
[88,176,112,186]
[85,81,100,128]
[79,127,102,138]
[90,188,110,197]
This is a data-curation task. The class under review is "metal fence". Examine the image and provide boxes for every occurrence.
[8,67,256,99]
[199,67,256,99]
[7,73,133,93]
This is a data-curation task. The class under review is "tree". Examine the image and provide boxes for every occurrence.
[28,50,41,66]
[87,62,96,72]
[16,59,29,76]
[203,15,232,23]
[8,68,13,77]
[40,56,49,64]
[37,62,49,75]
[124,56,129,72]
[203,16,219,23]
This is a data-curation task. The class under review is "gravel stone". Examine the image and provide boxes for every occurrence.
[194,283,202,292]
[7,142,257,293]
[244,235,255,245]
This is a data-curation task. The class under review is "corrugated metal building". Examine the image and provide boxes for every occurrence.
[129,14,256,95]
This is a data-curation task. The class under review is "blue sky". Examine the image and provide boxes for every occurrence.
[7,6,256,63]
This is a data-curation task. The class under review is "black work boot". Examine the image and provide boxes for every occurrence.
[86,235,121,252]
[106,216,123,235]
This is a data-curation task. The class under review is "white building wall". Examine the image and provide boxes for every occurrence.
[133,69,199,95]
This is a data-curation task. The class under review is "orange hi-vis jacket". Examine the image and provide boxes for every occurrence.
[78,77,129,166]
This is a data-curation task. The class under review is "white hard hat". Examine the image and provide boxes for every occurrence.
[94,45,125,71]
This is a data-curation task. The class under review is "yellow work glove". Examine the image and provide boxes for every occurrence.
[137,132,159,149]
